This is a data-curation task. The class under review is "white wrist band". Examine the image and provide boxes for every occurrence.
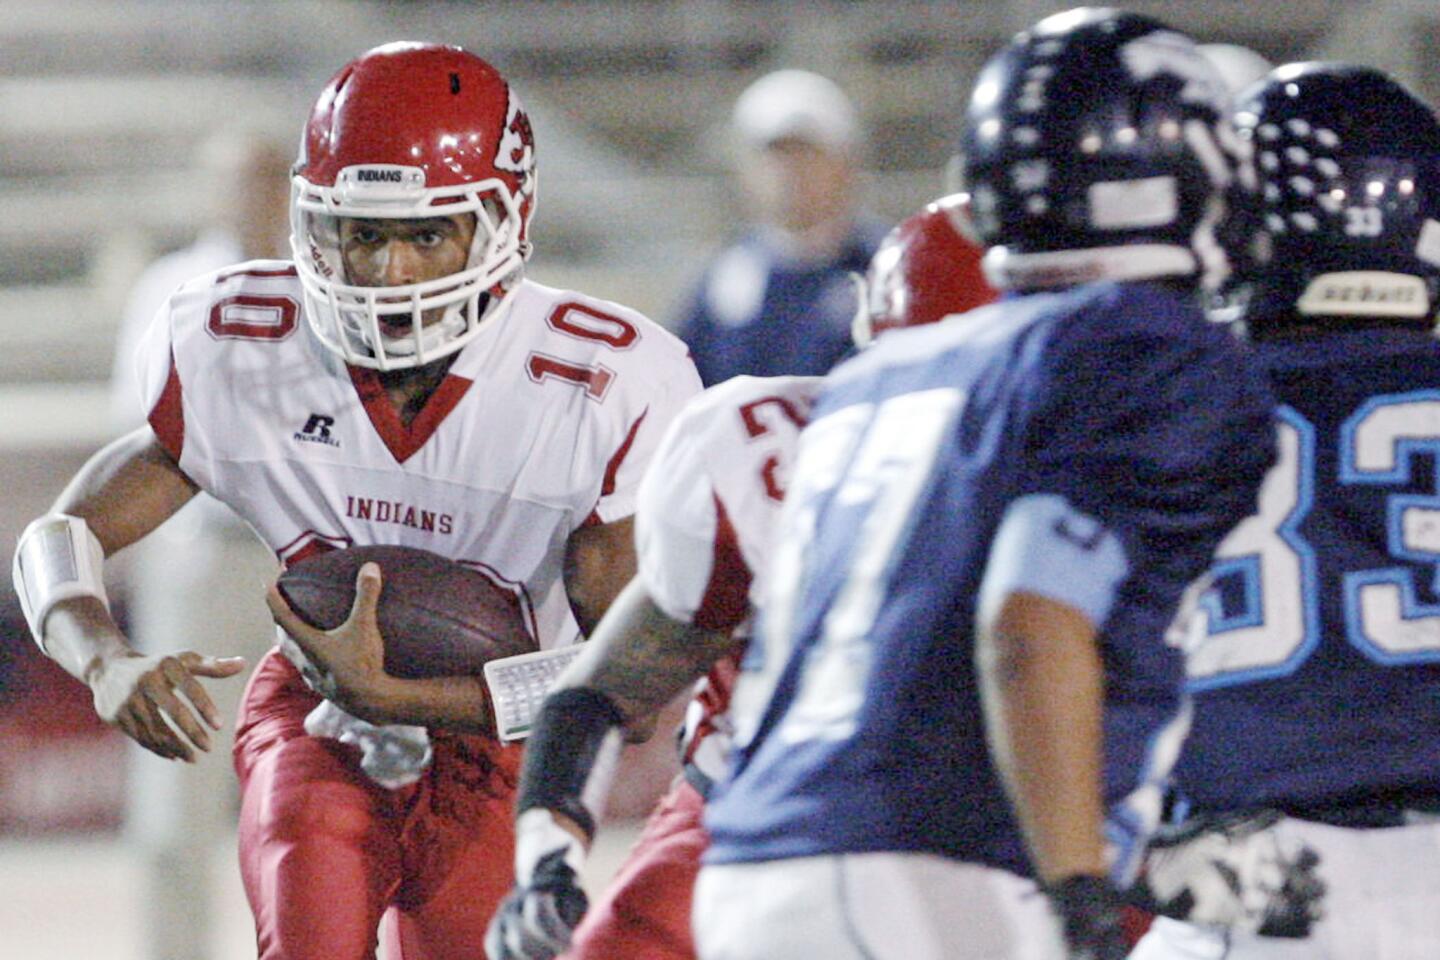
[514,807,587,886]
[12,514,109,652]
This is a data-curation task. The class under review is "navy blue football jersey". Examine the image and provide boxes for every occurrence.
[1174,326,1440,813]
[703,281,1275,882]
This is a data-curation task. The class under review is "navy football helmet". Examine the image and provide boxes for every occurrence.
[1222,62,1440,335]
[960,8,1252,291]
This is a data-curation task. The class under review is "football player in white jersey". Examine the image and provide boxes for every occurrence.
[484,195,997,960]
[12,42,700,960]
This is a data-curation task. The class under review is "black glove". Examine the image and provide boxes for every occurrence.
[484,812,590,960]
[1045,874,1129,960]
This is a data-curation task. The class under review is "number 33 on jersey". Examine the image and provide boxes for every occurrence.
[1176,394,1440,681]
[1169,330,1440,811]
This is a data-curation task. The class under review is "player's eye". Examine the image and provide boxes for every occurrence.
[412,229,447,249]
[351,226,384,246]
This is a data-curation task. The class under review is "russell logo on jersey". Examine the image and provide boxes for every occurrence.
[294,413,341,448]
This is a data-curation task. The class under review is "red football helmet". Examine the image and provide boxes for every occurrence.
[291,42,537,370]
[852,193,998,346]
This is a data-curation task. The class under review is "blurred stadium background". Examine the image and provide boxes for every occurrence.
[2,1,1438,957]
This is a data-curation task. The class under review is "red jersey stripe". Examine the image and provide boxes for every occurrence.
[148,350,185,461]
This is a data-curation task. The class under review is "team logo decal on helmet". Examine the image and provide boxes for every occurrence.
[1120,32,1232,112]
[495,89,537,253]
[497,92,535,181]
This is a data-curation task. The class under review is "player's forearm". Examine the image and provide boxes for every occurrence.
[559,577,742,723]
[977,591,1108,884]
[360,674,496,735]
[17,429,196,670]
[21,431,197,678]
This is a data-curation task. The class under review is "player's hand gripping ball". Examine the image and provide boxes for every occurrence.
[275,545,537,679]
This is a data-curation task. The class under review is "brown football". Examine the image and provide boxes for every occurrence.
[275,545,536,679]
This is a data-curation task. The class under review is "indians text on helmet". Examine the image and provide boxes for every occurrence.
[357,169,404,183]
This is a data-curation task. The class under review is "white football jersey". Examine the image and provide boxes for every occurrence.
[634,374,818,781]
[137,261,702,650]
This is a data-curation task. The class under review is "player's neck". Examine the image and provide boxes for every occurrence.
[377,354,459,428]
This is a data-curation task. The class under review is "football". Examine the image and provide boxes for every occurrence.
[275,545,537,679]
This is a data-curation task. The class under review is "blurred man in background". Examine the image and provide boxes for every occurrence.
[106,126,292,960]
[674,68,887,386]
[111,127,292,425]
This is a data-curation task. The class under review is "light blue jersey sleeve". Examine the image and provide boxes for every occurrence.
[977,493,1131,628]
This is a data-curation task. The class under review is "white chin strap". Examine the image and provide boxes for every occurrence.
[12,514,109,652]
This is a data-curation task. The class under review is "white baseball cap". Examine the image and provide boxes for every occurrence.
[732,69,860,152]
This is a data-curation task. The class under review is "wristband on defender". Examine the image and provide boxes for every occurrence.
[12,514,109,652]
[516,686,623,841]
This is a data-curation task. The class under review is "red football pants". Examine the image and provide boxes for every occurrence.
[233,649,522,960]
[563,773,709,960]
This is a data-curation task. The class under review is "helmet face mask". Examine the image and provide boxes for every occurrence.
[959,9,1251,292]
[291,42,537,371]
[292,176,524,368]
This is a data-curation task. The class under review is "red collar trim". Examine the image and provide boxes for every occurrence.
[348,366,473,463]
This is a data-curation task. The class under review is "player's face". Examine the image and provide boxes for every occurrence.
[338,214,477,335]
